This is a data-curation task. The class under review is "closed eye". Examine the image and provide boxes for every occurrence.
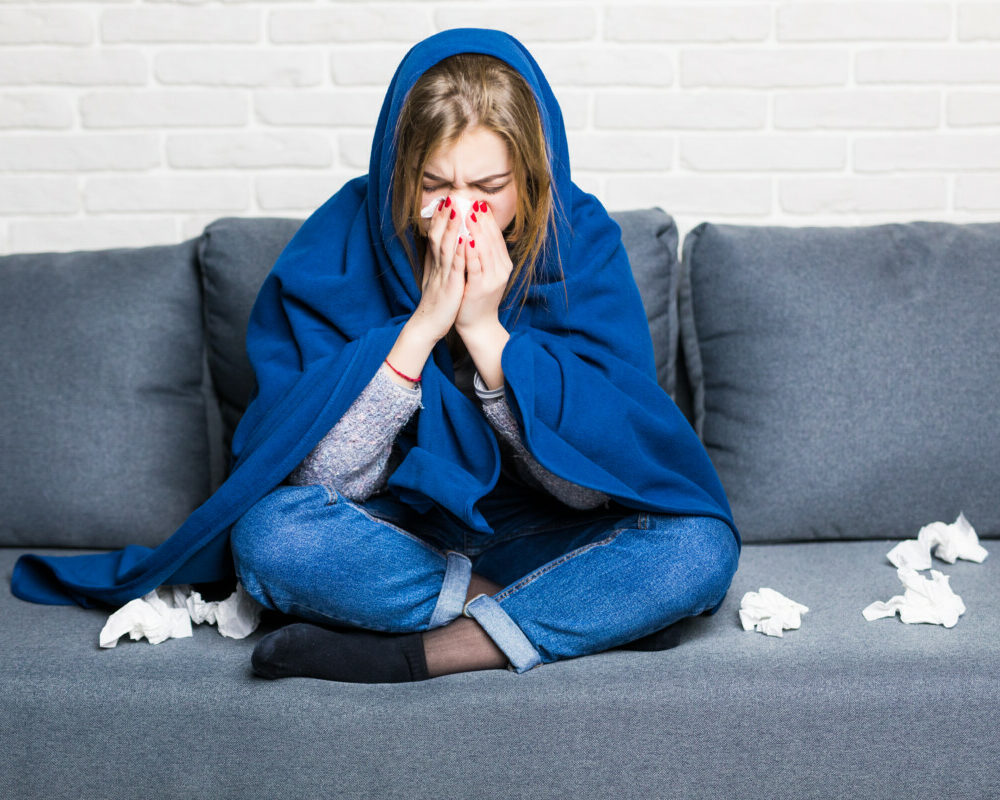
[423,183,507,194]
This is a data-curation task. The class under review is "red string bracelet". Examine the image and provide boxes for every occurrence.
[384,358,421,384]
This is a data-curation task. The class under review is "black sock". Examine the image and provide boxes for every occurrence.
[251,623,430,683]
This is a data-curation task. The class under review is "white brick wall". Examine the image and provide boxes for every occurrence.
[1,0,998,254]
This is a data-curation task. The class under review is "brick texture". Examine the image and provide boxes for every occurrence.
[0,0,996,254]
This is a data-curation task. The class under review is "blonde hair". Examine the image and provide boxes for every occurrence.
[390,52,566,329]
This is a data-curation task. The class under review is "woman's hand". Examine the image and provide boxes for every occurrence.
[454,200,514,338]
[410,197,467,342]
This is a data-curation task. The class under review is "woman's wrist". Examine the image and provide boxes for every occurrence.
[384,318,437,389]
[458,318,510,391]
[404,312,446,347]
[410,301,460,345]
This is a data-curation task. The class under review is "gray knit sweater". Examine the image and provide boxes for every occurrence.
[285,358,611,510]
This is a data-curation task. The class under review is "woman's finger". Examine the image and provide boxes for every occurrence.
[436,199,461,272]
[466,203,488,277]
[465,233,482,276]
[473,201,510,284]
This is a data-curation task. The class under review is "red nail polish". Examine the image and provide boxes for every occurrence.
[450,209,455,219]
[481,201,488,213]
[470,239,475,248]
[445,196,451,207]
[473,201,480,212]
[458,237,463,244]
[438,199,444,211]
[470,212,477,223]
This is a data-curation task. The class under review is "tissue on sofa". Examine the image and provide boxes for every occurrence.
[99,586,192,647]
[865,513,986,628]
[739,587,809,637]
[862,568,966,628]
[886,511,988,570]
[100,582,263,648]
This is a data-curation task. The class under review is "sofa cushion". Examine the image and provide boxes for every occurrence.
[612,207,682,400]
[680,221,1000,543]
[198,217,303,461]
[2,540,996,799]
[0,240,211,548]
[198,208,686,469]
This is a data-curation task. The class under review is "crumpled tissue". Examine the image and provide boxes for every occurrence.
[739,588,809,637]
[886,511,988,570]
[863,512,987,628]
[99,581,263,648]
[862,568,966,628]
[420,195,476,242]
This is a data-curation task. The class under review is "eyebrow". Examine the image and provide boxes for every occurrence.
[423,170,511,183]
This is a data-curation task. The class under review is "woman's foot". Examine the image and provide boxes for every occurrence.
[251,572,510,683]
[251,623,430,683]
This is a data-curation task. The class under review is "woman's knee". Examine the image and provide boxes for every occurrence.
[689,517,739,606]
[647,513,739,611]
[230,483,334,581]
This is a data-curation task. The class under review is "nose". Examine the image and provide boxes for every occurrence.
[450,194,476,211]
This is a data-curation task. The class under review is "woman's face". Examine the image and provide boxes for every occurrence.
[417,125,517,239]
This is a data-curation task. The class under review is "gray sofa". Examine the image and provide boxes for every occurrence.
[2,207,998,800]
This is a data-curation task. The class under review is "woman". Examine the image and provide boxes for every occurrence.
[12,28,741,684]
[229,27,741,684]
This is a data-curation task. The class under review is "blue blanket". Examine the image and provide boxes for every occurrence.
[11,27,741,609]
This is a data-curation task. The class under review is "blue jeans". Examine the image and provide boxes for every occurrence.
[230,480,739,674]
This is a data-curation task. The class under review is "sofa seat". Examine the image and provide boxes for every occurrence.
[3,540,995,800]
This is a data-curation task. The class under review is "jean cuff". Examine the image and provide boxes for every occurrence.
[462,593,543,674]
[428,551,473,629]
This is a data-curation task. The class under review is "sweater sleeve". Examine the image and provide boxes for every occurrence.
[285,363,421,502]
[475,372,611,511]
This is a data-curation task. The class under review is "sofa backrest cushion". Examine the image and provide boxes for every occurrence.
[613,207,682,400]
[198,217,302,462]
[0,240,212,548]
[680,221,1000,543]
[198,207,687,474]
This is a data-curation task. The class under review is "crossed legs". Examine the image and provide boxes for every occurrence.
[230,484,739,683]
[231,484,513,682]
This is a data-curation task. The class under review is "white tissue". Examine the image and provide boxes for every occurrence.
[419,195,476,243]
[739,587,809,637]
[862,568,966,628]
[99,586,192,647]
[864,513,986,628]
[886,511,988,570]
[100,582,263,648]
